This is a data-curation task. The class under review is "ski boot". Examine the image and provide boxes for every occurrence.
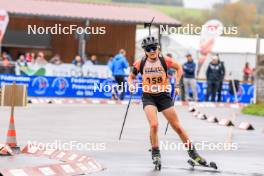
[150,147,161,170]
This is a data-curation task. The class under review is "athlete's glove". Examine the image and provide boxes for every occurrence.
[128,84,137,94]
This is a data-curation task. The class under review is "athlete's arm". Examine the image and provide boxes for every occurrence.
[128,61,140,92]
[170,61,183,86]
[128,59,141,90]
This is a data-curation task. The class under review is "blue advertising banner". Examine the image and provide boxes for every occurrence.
[196,82,254,103]
[0,75,254,103]
[0,74,128,98]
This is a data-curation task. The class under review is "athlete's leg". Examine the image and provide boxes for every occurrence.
[144,105,161,164]
[162,107,207,165]
[162,107,190,144]
[144,105,159,148]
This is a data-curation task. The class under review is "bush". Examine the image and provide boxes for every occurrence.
[242,104,264,117]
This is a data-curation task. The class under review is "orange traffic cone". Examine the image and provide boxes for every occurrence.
[6,115,18,148]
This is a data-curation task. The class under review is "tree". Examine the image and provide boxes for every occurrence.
[253,16,264,37]
[209,2,257,37]
[243,0,264,15]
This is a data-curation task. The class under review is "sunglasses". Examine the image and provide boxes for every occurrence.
[145,46,157,52]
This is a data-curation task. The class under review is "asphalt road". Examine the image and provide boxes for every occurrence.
[0,102,263,176]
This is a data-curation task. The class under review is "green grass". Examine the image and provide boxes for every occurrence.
[242,104,264,117]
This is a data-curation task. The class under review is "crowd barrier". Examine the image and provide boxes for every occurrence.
[0,74,254,103]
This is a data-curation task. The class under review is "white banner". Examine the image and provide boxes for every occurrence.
[0,10,9,42]
[15,63,118,78]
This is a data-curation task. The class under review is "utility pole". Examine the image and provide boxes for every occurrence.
[255,34,264,103]
[78,20,89,59]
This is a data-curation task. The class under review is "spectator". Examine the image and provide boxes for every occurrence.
[16,54,27,67]
[90,55,98,65]
[243,62,252,82]
[1,52,11,67]
[25,52,35,63]
[16,54,28,75]
[205,56,222,102]
[182,53,198,101]
[0,52,13,74]
[216,55,226,102]
[72,55,84,67]
[50,54,62,65]
[35,52,48,66]
[1,51,13,61]
[109,49,129,100]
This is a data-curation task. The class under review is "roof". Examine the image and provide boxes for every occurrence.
[0,0,181,26]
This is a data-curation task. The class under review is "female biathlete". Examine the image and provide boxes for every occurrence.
[128,36,207,170]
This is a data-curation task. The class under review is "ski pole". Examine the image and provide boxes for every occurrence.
[118,93,133,140]
[164,93,178,135]
[164,119,170,135]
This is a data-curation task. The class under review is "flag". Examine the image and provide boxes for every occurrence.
[197,19,223,75]
[0,10,9,43]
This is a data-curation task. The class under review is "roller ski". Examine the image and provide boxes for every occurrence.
[150,147,161,171]
[187,146,217,170]
[187,159,218,170]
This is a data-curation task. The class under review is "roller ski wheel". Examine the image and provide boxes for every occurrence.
[187,159,195,167]
[187,159,218,170]
[209,161,218,170]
